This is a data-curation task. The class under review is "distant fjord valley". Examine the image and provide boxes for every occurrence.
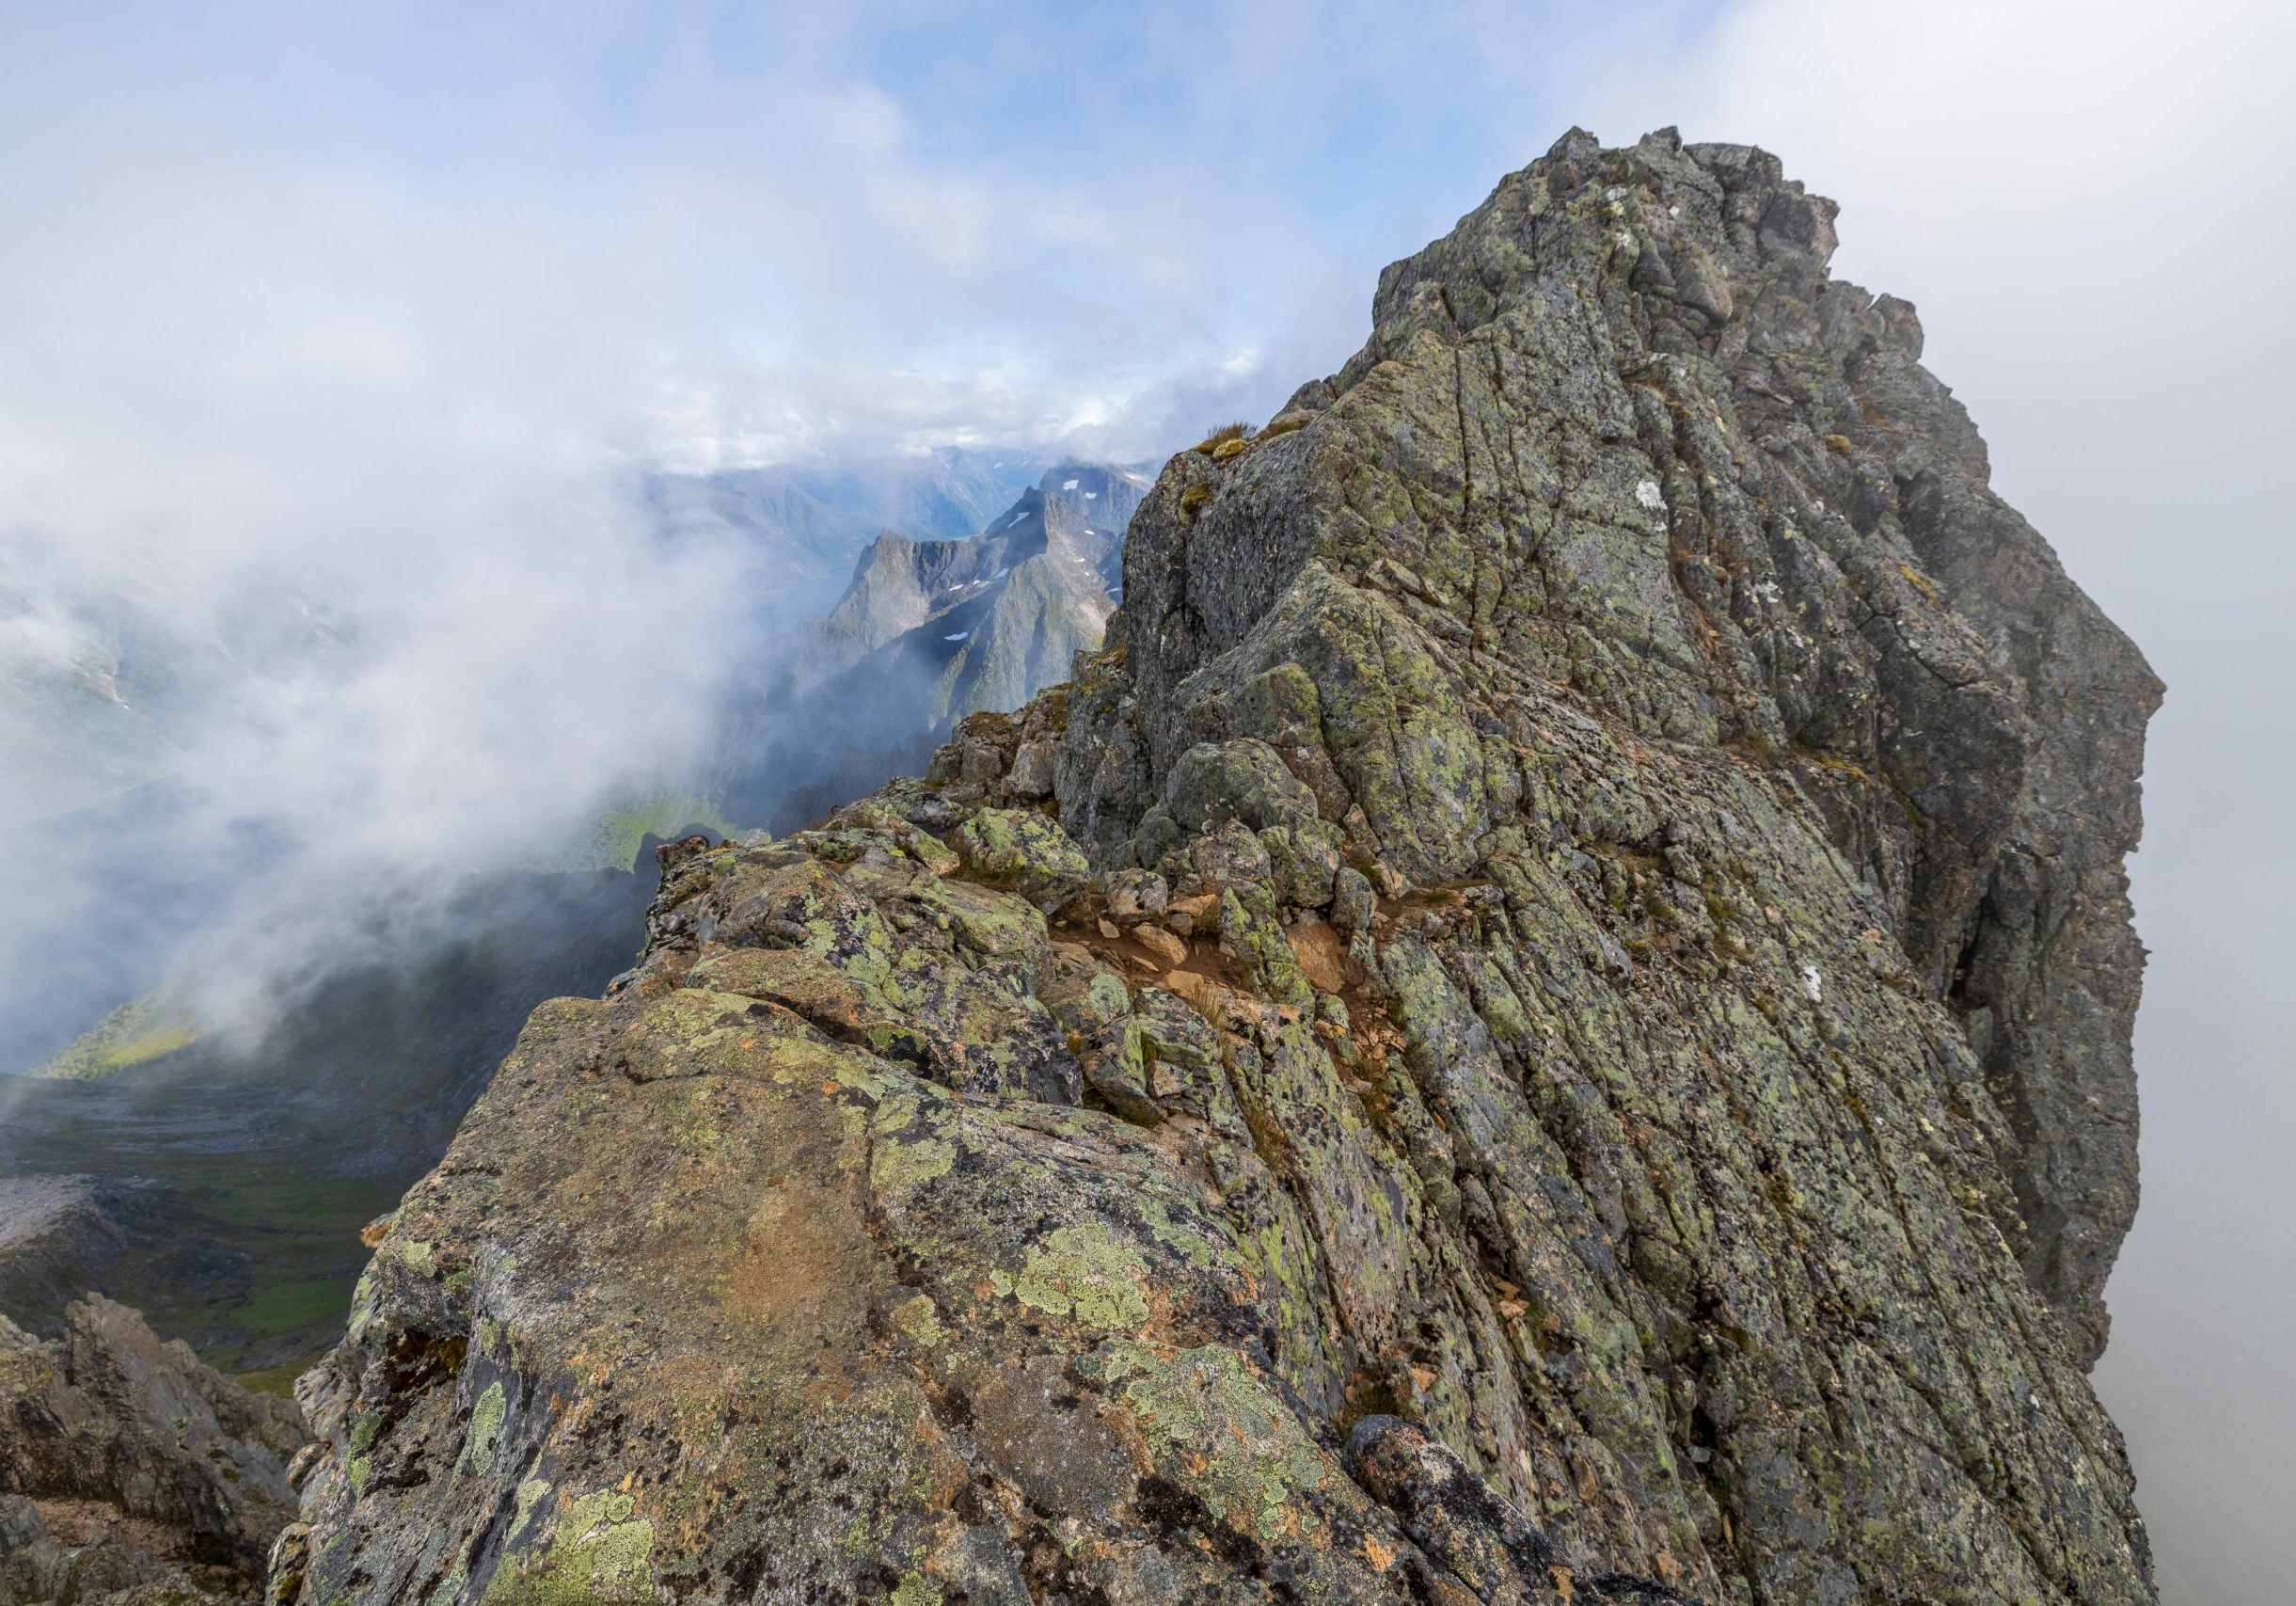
[0,451,1148,1375]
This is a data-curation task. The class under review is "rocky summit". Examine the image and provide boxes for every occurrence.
[274,130,2159,1606]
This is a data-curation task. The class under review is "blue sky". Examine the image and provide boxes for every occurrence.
[4,0,2277,474]
[2,2,1757,472]
[2,6,2293,1599]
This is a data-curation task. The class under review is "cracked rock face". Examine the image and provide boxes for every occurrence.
[277,130,2157,1606]
[0,1296,308,1604]
[1096,125,2156,1372]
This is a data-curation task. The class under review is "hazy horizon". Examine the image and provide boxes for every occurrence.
[2,3,2290,1599]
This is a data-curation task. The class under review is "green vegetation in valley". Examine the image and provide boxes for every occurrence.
[28,993,203,1079]
[2,862,653,1370]
[548,793,738,872]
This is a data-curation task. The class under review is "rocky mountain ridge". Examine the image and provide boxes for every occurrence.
[0,453,1137,1381]
[792,462,1141,694]
[271,129,2157,1606]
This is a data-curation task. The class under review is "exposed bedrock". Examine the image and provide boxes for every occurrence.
[277,129,2158,1606]
[0,1296,308,1604]
[1096,125,2156,1372]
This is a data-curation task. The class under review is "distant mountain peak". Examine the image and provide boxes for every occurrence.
[711,459,1142,833]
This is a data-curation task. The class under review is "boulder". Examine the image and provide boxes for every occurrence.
[951,808,1092,912]
[1164,739,1319,833]
[1008,739,1058,799]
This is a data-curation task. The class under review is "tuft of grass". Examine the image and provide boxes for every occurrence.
[1257,412,1309,439]
[1792,743,1876,787]
[235,1354,327,1399]
[1191,421,1252,453]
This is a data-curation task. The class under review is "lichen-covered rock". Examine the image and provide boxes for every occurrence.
[1006,739,1057,800]
[1188,817,1274,888]
[0,1298,307,1604]
[1263,818,1345,908]
[282,128,2159,1606]
[1165,738,1321,834]
[1092,127,2158,1375]
[951,807,1092,913]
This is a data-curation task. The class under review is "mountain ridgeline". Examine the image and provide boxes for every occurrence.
[643,449,1037,623]
[277,130,2158,1606]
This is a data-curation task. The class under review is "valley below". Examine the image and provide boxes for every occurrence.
[0,459,1140,1382]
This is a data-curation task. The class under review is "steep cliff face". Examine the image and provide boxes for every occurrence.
[277,132,2157,1606]
[804,472,1128,721]
[1082,127,2155,1367]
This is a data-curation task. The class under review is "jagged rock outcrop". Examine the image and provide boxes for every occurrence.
[1077,127,2154,1367]
[0,1296,308,1603]
[277,131,2157,1606]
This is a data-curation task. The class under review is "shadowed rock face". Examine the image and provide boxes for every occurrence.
[277,132,2157,1606]
[0,1296,308,1603]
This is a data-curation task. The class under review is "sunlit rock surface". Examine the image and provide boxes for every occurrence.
[278,131,2158,1606]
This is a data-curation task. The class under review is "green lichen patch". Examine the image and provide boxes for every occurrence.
[893,1296,947,1347]
[872,1112,958,1194]
[907,876,1049,961]
[890,1575,942,1606]
[457,1379,507,1482]
[950,809,1091,912]
[993,1223,1151,1330]
[482,1489,655,1605]
[1085,1343,1338,1543]
[510,1474,552,1543]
